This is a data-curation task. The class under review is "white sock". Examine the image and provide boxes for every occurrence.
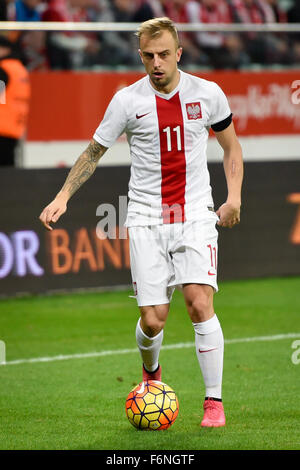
[135,318,163,372]
[193,314,224,399]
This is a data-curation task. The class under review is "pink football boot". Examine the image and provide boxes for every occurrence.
[142,364,162,382]
[201,397,226,427]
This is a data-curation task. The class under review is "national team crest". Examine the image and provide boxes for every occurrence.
[186,102,202,120]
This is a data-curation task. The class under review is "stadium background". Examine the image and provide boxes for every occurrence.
[1,13,300,295]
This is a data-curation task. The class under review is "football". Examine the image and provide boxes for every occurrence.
[125,380,179,430]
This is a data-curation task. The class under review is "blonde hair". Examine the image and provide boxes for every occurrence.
[136,17,179,49]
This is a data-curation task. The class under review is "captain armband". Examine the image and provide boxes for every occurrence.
[211,113,233,132]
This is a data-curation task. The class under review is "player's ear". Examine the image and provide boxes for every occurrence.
[176,47,183,63]
[138,49,144,64]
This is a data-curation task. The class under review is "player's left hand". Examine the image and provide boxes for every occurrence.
[216,201,240,228]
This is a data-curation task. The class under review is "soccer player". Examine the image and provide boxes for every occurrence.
[39,17,243,428]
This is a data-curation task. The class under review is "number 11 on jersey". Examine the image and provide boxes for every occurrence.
[163,126,182,152]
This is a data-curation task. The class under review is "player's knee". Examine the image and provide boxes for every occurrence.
[140,306,167,337]
[189,294,214,323]
[142,317,165,337]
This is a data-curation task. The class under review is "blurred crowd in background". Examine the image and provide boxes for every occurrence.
[0,0,300,70]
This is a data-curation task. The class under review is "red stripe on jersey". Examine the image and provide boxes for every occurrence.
[155,92,186,224]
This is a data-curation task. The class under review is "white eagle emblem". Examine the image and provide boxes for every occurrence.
[186,102,202,120]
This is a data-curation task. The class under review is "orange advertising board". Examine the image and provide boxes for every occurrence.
[27,70,300,141]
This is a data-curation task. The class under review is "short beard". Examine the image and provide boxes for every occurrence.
[151,74,171,91]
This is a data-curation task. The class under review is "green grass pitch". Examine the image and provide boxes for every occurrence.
[0,276,299,450]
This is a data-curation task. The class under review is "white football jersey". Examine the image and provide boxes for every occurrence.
[93,70,231,226]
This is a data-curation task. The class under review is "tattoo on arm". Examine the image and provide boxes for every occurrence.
[86,140,106,163]
[61,140,107,199]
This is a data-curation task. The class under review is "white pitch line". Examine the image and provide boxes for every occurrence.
[1,332,299,367]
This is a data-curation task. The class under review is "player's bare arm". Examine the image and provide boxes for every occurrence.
[215,122,244,228]
[39,139,107,231]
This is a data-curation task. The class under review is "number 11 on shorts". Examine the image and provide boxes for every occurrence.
[207,244,217,275]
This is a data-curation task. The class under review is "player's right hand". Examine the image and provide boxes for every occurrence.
[39,197,67,231]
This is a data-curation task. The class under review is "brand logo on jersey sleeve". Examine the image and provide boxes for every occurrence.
[136,112,151,119]
[186,102,202,120]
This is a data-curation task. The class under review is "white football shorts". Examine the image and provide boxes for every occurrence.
[128,211,219,306]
